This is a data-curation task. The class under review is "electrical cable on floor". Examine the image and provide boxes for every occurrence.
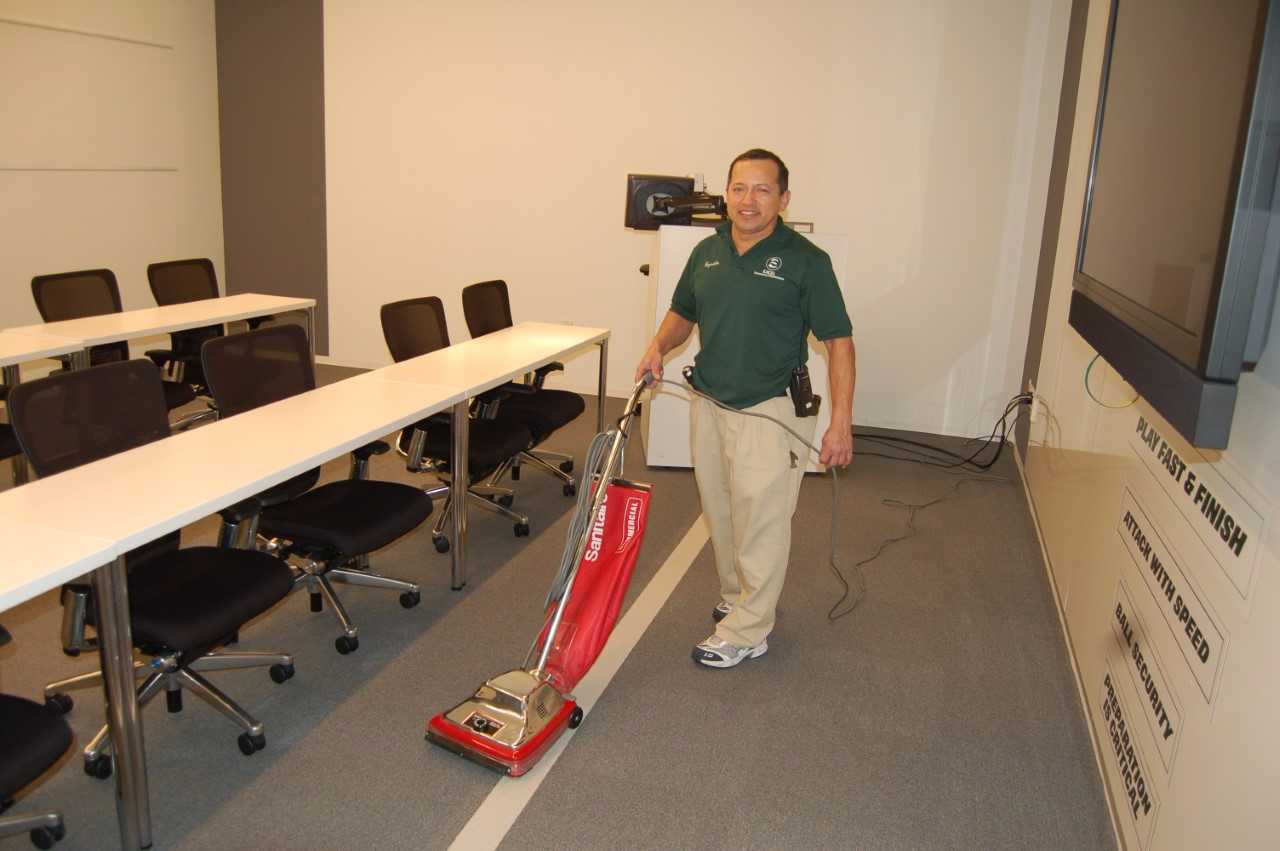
[646,377,1031,622]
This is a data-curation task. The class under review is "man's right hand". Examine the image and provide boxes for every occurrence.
[635,346,663,383]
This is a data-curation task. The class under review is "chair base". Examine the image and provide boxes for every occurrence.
[430,487,530,551]
[0,810,64,848]
[291,557,422,653]
[45,648,293,772]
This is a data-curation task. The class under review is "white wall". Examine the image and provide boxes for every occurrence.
[1025,1,1280,846]
[0,0,224,349]
[325,0,1070,435]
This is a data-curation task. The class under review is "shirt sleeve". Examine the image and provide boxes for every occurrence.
[801,251,852,340]
[669,247,699,322]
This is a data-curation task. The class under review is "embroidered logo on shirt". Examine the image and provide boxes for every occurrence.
[704,260,720,268]
[753,255,786,280]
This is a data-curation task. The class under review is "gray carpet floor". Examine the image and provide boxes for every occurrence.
[0,377,1114,850]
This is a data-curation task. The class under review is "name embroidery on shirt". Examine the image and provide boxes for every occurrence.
[704,260,720,268]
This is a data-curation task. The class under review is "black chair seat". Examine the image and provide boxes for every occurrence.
[0,424,20,461]
[128,547,294,651]
[161,379,197,411]
[497,389,585,442]
[259,479,433,557]
[0,695,72,797]
[421,417,532,473]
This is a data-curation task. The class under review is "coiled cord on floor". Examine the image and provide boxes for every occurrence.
[648,377,1020,621]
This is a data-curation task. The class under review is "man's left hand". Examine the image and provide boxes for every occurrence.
[819,422,853,468]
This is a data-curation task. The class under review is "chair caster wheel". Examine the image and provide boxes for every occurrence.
[85,755,113,780]
[563,483,577,497]
[514,522,530,537]
[45,692,74,715]
[400,590,421,609]
[238,732,266,755]
[497,493,515,508]
[335,635,359,654]
[269,663,295,683]
[559,460,574,473]
[433,536,450,554]
[29,823,65,849]
[567,706,584,729]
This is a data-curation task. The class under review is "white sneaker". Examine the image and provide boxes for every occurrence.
[691,634,767,668]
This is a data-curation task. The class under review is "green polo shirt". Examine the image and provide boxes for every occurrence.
[670,219,852,409]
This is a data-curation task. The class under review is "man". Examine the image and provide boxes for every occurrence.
[635,148,855,668]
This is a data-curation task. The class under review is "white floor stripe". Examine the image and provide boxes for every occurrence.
[447,515,710,851]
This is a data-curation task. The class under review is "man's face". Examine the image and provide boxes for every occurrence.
[725,158,790,239]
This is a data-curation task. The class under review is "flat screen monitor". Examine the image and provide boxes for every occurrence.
[1070,0,1280,448]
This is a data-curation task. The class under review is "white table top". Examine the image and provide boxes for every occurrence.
[0,514,118,612]
[378,322,609,396]
[0,370,464,554]
[0,329,84,367]
[4,293,316,347]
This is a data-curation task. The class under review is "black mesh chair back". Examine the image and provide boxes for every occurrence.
[31,269,128,365]
[147,259,224,376]
[202,324,315,417]
[8,361,170,478]
[147,258,219,306]
[380,296,451,362]
[202,324,321,497]
[461,280,513,339]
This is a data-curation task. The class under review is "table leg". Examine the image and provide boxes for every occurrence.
[93,555,152,849]
[70,349,91,371]
[450,400,470,590]
[304,307,316,365]
[2,364,30,486]
[596,338,608,434]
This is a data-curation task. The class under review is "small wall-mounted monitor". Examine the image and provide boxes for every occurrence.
[624,174,696,230]
[1070,0,1280,449]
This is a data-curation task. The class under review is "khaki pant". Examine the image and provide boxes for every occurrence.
[691,394,816,647]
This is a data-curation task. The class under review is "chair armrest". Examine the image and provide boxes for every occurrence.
[145,348,174,368]
[218,497,262,524]
[533,362,563,388]
[352,440,390,461]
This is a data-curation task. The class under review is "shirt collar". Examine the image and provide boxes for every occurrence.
[717,217,793,258]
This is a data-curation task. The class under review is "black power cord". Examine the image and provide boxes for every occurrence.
[649,378,1032,621]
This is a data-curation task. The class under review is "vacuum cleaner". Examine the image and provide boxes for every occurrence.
[426,376,653,776]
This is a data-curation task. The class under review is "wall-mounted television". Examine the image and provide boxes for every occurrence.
[1070,0,1280,449]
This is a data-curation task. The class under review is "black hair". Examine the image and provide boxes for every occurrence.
[727,148,789,193]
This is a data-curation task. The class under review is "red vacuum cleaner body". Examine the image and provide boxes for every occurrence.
[427,380,652,776]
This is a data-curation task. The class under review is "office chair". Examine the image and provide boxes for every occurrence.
[145,258,225,395]
[8,360,297,773]
[0,424,21,483]
[30,270,201,427]
[201,324,433,654]
[461,280,585,495]
[0,623,71,849]
[380,296,535,553]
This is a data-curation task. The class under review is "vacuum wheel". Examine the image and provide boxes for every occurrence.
[238,732,266,755]
[45,692,74,715]
[335,635,360,655]
[514,522,530,537]
[400,590,421,609]
[29,823,65,849]
[567,706,584,729]
[269,663,295,684]
[84,755,112,780]
[433,536,450,554]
